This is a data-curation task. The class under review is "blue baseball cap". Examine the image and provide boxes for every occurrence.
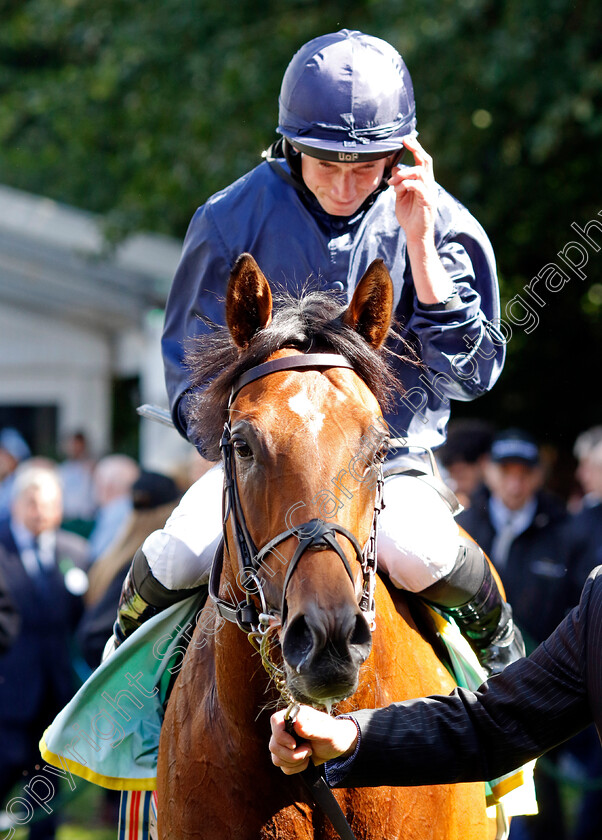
[0,427,31,463]
[491,430,540,467]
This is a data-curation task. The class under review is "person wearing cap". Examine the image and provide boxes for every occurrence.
[112,30,521,677]
[456,429,573,838]
[458,429,571,649]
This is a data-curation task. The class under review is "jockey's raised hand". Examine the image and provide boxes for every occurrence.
[388,135,455,306]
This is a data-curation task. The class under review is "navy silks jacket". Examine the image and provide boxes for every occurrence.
[162,157,505,452]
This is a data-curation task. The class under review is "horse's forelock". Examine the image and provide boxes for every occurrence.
[185,290,407,460]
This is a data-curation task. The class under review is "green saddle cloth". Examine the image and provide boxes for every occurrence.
[41,594,203,791]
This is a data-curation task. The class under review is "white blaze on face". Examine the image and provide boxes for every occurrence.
[287,388,325,439]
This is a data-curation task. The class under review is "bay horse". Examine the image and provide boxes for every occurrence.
[157,254,495,839]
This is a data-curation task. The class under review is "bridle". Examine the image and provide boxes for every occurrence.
[207,351,385,840]
[208,352,384,642]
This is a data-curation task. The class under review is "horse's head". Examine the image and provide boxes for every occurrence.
[188,254,397,707]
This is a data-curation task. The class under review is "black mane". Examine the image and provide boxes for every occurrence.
[185,289,412,460]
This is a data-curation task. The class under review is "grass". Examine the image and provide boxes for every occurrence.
[11,782,118,840]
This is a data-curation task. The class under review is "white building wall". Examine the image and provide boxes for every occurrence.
[0,303,112,455]
[0,184,184,467]
[138,309,193,475]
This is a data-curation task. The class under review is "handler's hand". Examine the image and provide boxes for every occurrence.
[269,706,359,775]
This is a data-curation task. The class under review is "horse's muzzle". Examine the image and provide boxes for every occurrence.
[281,603,373,704]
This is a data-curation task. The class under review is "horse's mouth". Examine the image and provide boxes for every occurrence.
[283,664,361,708]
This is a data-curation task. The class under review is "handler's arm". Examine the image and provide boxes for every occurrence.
[327,596,590,788]
[270,707,359,775]
[270,588,591,787]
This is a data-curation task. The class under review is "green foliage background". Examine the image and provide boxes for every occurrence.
[1,0,601,459]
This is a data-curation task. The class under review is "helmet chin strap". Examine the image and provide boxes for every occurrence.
[385,147,405,173]
[262,138,306,193]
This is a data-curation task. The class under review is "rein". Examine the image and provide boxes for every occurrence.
[207,351,383,840]
[209,352,383,639]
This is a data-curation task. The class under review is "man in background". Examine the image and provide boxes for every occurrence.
[567,430,602,603]
[458,428,570,648]
[0,466,90,840]
[88,454,140,561]
[437,419,494,510]
[58,431,97,536]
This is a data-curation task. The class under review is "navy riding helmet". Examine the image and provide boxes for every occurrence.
[277,29,417,164]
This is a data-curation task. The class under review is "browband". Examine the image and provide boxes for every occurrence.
[229,353,353,405]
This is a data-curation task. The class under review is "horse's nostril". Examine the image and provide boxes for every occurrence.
[283,610,372,677]
[282,615,314,672]
[349,614,372,649]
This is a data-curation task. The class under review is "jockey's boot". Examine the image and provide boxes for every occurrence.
[112,546,207,649]
[419,537,525,676]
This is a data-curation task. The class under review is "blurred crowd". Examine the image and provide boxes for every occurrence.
[438,420,602,840]
[0,420,601,839]
[0,428,211,839]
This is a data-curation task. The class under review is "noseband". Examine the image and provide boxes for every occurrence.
[208,353,383,637]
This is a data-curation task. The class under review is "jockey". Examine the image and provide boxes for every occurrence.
[115,29,524,675]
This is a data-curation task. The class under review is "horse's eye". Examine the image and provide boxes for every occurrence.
[374,439,390,463]
[232,437,253,459]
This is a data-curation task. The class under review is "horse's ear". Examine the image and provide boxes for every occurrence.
[226,253,273,349]
[343,259,394,348]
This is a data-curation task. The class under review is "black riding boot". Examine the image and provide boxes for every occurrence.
[419,537,525,676]
[113,547,207,648]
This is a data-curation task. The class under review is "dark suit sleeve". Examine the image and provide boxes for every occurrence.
[76,568,127,669]
[326,571,598,789]
[0,563,19,654]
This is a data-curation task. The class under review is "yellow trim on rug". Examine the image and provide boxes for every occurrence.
[39,737,157,792]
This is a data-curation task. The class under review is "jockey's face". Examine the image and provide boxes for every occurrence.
[301,155,387,216]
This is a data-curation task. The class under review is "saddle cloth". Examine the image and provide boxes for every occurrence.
[119,790,157,840]
[426,605,538,816]
[40,593,203,790]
